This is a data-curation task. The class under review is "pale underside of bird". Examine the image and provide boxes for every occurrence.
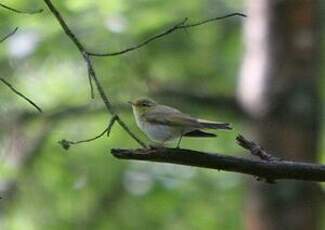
[131,99,232,147]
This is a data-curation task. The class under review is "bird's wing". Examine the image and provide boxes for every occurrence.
[144,105,203,128]
[144,105,232,130]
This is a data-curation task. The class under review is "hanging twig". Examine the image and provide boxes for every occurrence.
[58,115,118,150]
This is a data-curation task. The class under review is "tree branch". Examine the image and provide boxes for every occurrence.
[111,147,325,182]
[42,0,146,147]
[0,3,43,14]
[0,27,18,43]
[87,13,246,57]
[0,78,42,113]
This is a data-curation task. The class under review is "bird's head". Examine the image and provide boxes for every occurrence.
[128,98,157,115]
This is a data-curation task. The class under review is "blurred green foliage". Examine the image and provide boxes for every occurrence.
[0,0,323,230]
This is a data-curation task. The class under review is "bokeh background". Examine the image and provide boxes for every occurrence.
[0,0,324,229]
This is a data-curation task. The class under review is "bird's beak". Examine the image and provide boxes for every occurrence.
[128,101,134,106]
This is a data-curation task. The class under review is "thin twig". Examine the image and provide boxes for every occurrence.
[236,135,278,161]
[87,13,246,57]
[43,0,147,147]
[0,3,43,14]
[58,128,108,150]
[178,12,246,28]
[106,115,118,137]
[83,53,147,147]
[0,27,18,43]
[87,18,188,57]
[58,115,118,150]
[87,66,95,99]
[111,147,325,182]
[0,78,42,113]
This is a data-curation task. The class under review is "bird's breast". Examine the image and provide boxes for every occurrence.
[142,123,181,142]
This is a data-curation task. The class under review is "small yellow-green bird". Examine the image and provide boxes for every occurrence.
[129,98,232,147]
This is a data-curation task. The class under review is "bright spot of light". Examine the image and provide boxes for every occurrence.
[73,175,88,190]
[150,164,196,189]
[123,171,153,196]
[7,30,40,58]
[105,14,128,33]
[237,1,269,117]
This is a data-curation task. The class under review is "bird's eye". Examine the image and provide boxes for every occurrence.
[142,102,148,107]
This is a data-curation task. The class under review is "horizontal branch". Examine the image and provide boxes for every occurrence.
[87,13,246,57]
[111,148,325,182]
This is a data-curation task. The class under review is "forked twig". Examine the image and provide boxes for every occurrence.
[58,115,118,150]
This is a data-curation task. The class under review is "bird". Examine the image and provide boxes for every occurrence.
[129,98,232,148]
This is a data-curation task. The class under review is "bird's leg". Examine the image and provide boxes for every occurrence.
[176,134,183,149]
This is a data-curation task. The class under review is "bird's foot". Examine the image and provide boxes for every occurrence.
[149,143,166,150]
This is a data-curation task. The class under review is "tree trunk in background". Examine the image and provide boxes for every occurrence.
[238,1,322,230]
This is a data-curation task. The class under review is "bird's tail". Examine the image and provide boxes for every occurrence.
[198,119,232,130]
